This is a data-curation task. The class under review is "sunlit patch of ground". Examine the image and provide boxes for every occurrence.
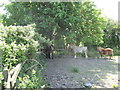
[100,74,118,88]
[112,56,119,63]
[93,73,118,88]
[93,56,119,88]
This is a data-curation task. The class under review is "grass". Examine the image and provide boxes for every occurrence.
[70,67,79,73]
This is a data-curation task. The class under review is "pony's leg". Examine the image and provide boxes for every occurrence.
[110,51,113,59]
[50,52,53,59]
[109,55,112,59]
[74,52,77,59]
[48,52,51,59]
[74,54,76,58]
[85,52,88,58]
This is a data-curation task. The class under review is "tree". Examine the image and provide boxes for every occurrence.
[3,1,107,47]
[103,19,119,48]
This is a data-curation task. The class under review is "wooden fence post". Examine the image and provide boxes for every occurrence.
[3,63,22,89]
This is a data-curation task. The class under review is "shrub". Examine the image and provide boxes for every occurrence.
[113,47,120,56]
[87,47,100,58]
[0,24,50,88]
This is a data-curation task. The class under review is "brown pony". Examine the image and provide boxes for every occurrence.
[97,47,113,59]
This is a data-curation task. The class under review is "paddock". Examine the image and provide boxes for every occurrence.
[43,56,119,88]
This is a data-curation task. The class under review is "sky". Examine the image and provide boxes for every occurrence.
[0,0,119,21]
[0,0,10,14]
[93,0,119,21]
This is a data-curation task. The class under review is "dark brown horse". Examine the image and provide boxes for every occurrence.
[41,43,54,59]
[97,47,113,59]
[44,45,54,59]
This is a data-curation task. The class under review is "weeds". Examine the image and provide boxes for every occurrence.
[71,67,79,73]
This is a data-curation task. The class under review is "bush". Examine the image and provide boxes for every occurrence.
[87,47,100,58]
[0,24,50,88]
[113,47,120,56]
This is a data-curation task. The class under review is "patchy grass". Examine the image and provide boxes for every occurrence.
[70,67,79,73]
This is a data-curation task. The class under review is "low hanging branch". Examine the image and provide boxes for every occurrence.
[25,64,38,72]
[27,59,44,69]
[24,59,44,73]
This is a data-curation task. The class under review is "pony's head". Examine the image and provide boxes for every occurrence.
[97,47,103,52]
[68,43,75,48]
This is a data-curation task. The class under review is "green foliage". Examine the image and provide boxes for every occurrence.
[3,2,107,47]
[112,47,120,56]
[0,24,49,88]
[1,2,119,88]
[87,46,100,58]
[103,19,119,48]
[0,14,3,23]
[1,24,38,68]
[0,72,4,82]
[0,72,3,89]
[17,69,47,88]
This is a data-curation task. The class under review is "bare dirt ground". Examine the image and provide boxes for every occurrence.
[43,56,119,88]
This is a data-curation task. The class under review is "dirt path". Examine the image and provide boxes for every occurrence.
[42,56,119,88]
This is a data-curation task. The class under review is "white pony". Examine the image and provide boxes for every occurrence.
[69,44,88,58]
